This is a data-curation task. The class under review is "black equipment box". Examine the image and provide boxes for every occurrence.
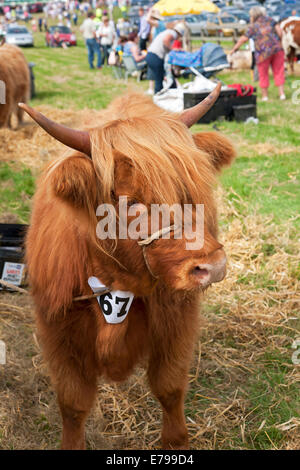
[233,104,257,122]
[183,87,257,124]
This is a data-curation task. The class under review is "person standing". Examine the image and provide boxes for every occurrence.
[144,8,166,96]
[147,8,166,39]
[97,15,115,65]
[80,11,102,69]
[145,23,185,94]
[138,7,151,51]
[43,18,48,32]
[38,17,43,32]
[72,12,78,26]
[229,6,285,101]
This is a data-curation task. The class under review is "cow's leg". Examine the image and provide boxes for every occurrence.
[148,361,190,450]
[4,111,12,128]
[57,374,97,450]
[288,49,295,73]
[17,86,28,125]
[146,296,199,450]
[153,383,189,449]
[147,326,198,447]
[35,311,99,450]
[17,104,24,125]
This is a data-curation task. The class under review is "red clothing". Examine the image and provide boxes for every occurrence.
[257,49,285,88]
[172,39,182,50]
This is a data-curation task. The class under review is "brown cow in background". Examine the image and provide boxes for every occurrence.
[227,50,252,70]
[280,17,300,72]
[0,44,30,128]
[21,86,236,450]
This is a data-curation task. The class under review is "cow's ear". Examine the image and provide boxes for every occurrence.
[192,132,236,172]
[49,153,99,207]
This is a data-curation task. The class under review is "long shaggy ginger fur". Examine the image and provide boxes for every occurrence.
[26,93,236,450]
[0,44,30,128]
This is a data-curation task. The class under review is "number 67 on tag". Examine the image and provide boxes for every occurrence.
[88,277,135,324]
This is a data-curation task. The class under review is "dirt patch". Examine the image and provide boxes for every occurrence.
[233,136,299,158]
[50,76,70,84]
[0,212,20,224]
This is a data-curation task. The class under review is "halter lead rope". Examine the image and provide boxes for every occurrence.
[137,224,179,279]
[76,224,178,299]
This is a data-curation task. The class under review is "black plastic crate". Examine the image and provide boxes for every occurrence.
[183,87,257,124]
[184,88,237,124]
[0,223,28,247]
[233,104,257,122]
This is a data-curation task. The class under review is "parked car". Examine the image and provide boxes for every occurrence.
[45,26,77,47]
[242,0,261,8]
[279,6,300,20]
[130,0,153,5]
[227,10,250,24]
[5,25,34,47]
[185,14,210,35]
[221,6,242,13]
[28,2,44,13]
[127,6,140,27]
[265,0,282,10]
[212,0,226,7]
[231,0,245,8]
[15,11,33,22]
[160,15,185,23]
[206,14,247,36]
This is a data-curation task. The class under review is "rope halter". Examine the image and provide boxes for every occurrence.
[137,224,180,279]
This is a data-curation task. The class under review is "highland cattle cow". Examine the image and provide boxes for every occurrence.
[0,44,30,128]
[21,85,236,450]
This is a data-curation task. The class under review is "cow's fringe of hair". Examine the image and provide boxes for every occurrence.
[89,104,216,219]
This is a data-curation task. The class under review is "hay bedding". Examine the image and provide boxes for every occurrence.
[0,106,104,171]
[0,109,299,450]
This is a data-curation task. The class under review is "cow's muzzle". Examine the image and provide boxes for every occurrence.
[190,248,227,288]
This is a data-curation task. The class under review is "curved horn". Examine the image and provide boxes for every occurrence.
[18,103,91,157]
[180,82,221,128]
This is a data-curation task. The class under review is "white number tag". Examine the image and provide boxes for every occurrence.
[88,277,134,324]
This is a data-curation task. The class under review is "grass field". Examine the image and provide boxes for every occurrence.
[0,19,299,450]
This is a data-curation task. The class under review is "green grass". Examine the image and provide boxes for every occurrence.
[0,163,35,222]
[246,349,299,449]
[220,152,300,228]
[22,30,128,109]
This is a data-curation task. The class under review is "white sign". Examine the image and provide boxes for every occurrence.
[1,262,25,286]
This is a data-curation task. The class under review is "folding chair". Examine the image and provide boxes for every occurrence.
[122,55,146,82]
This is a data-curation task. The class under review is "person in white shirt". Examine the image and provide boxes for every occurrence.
[97,15,115,66]
[145,23,185,94]
[80,11,102,69]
